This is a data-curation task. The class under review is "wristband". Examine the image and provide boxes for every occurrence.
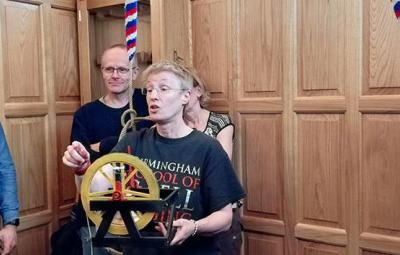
[190,219,198,236]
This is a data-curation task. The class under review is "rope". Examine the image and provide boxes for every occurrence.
[118,62,150,141]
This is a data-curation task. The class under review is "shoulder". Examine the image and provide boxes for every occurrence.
[205,112,234,138]
[113,128,154,152]
[190,130,225,153]
[209,112,232,126]
[74,100,103,116]
[120,128,153,143]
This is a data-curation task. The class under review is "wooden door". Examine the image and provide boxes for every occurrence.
[0,0,79,254]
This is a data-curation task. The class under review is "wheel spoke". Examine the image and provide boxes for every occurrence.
[89,190,113,197]
[124,190,152,198]
[123,168,137,187]
[99,166,114,184]
[87,196,112,201]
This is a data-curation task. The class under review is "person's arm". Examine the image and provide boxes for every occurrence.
[216,125,234,159]
[70,111,101,161]
[0,124,18,255]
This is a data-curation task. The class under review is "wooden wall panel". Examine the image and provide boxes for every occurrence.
[16,225,49,255]
[297,240,345,255]
[242,113,283,219]
[52,0,76,10]
[52,8,79,102]
[362,250,397,255]
[56,115,75,209]
[361,114,400,235]
[0,0,78,251]
[245,232,284,255]
[360,2,400,254]
[51,4,80,222]
[363,1,400,95]
[162,0,190,63]
[297,0,345,97]
[2,1,43,103]
[239,0,282,98]
[192,0,230,107]
[192,0,400,254]
[297,114,344,228]
[6,117,48,214]
[151,0,191,64]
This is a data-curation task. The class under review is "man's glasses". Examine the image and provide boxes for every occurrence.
[142,87,187,96]
[102,66,130,75]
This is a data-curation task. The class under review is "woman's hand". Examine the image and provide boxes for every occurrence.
[155,219,196,246]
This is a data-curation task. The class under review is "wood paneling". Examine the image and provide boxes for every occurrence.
[162,0,190,63]
[6,117,48,215]
[51,8,80,102]
[245,232,284,255]
[297,240,345,255]
[360,232,400,255]
[297,0,345,97]
[52,3,80,223]
[363,1,400,95]
[2,1,43,103]
[297,114,344,228]
[241,113,283,219]
[239,0,283,98]
[362,250,396,255]
[152,0,191,64]
[16,225,49,255]
[52,0,76,10]
[361,114,400,235]
[359,1,400,254]
[192,0,230,105]
[0,0,78,251]
[56,115,75,207]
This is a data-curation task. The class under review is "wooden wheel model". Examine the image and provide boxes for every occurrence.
[80,153,160,235]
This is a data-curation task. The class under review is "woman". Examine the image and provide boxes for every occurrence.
[183,69,234,159]
[183,69,242,255]
[63,60,245,255]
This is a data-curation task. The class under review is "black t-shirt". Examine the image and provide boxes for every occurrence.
[112,128,246,255]
[71,89,152,161]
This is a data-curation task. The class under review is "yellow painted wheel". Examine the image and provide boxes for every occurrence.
[80,153,159,235]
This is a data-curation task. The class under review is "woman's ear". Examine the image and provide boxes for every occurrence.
[194,86,202,98]
[131,67,140,81]
[182,89,191,105]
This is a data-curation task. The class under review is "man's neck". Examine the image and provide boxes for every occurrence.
[103,91,129,108]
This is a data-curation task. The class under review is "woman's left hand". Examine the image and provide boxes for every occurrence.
[155,219,196,246]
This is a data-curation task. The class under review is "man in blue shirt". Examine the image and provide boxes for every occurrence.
[0,123,19,255]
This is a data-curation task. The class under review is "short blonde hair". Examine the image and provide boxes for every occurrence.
[141,60,193,90]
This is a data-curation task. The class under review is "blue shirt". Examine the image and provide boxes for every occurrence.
[0,123,19,224]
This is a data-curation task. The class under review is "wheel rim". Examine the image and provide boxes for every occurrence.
[80,153,159,235]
